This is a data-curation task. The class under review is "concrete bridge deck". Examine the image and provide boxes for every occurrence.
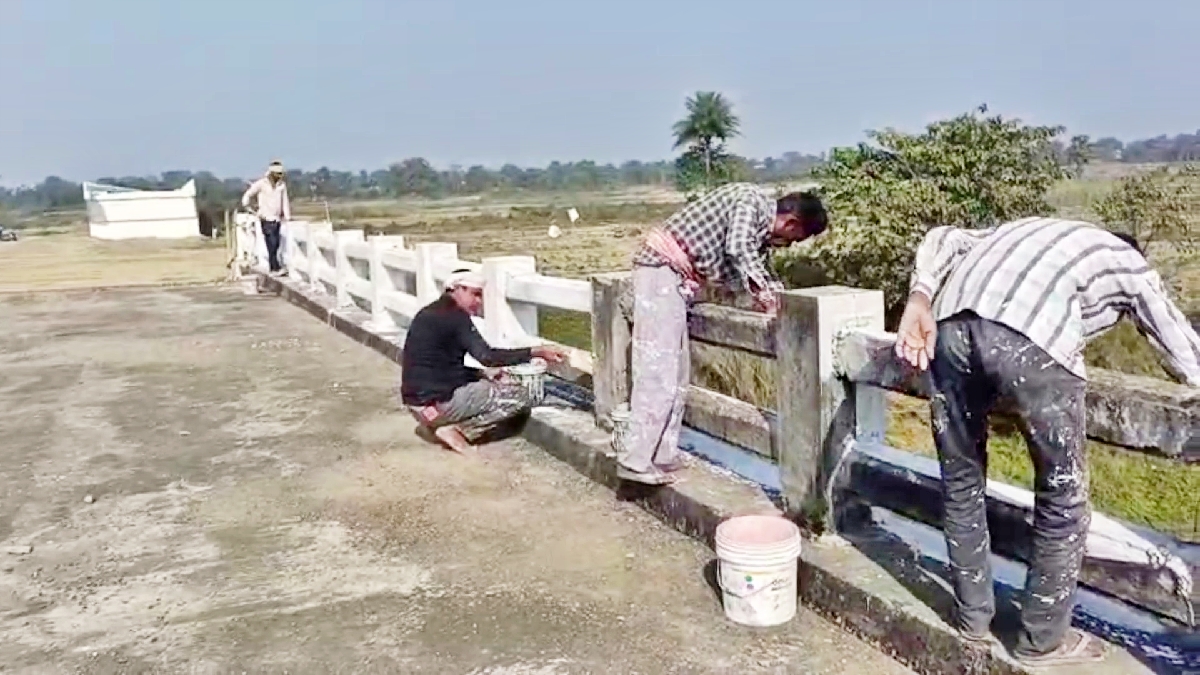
[0,286,913,674]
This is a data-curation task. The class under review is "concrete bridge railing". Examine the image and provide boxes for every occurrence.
[239,219,1198,627]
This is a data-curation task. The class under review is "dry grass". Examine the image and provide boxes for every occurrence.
[883,394,1200,542]
[0,220,228,292]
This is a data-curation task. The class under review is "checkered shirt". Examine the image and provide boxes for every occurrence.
[632,182,783,296]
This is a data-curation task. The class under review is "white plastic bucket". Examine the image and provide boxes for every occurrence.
[714,514,802,627]
[506,358,547,406]
[609,404,631,456]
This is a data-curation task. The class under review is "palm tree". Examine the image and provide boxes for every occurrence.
[672,92,741,186]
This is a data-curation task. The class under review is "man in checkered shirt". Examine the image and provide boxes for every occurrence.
[618,183,828,485]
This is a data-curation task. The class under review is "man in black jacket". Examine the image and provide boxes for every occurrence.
[401,269,565,453]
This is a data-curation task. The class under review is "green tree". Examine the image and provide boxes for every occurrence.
[1093,164,1198,301]
[1065,134,1093,177]
[1094,164,1197,252]
[672,91,741,191]
[673,147,749,197]
[781,105,1076,323]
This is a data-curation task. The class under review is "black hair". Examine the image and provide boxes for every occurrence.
[777,192,828,236]
[444,268,476,293]
[1111,232,1143,255]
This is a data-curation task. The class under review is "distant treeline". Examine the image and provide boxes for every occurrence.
[4,129,1199,213]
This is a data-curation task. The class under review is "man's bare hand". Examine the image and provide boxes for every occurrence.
[532,344,567,364]
[754,292,779,316]
[895,293,938,371]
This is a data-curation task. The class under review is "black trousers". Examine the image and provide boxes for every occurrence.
[929,312,1090,656]
[260,220,282,272]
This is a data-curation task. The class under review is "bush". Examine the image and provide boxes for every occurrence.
[778,105,1079,325]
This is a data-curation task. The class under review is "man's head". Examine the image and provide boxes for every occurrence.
[771,192,828,246]
[444,269,484,315]
[267,161,285,185]
[1111,231,1144,256]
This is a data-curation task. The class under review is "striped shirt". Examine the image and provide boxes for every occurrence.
[910,216,1200,386]
[632,183,783,301]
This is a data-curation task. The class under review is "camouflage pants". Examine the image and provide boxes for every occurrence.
[411,380,532,443]
[621,265,690,473]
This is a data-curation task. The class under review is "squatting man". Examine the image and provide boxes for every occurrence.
[895,216,1200,667]
[400,269,566,453]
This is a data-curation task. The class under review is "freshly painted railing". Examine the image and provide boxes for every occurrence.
[235,218,1198,627]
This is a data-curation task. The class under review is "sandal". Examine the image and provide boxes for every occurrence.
[655,458,688,473]
[1014,629,1107,667]
[959,629,1000,649]
[616,465,676,485]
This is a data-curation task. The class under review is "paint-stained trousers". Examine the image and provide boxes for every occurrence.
[929,311,1090,656]
[621,265,690,473]
[413,380,532,443]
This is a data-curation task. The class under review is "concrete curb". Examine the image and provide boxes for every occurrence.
[253,273,1152,675]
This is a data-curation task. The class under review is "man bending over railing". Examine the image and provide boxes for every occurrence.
[895,216,1200,667]
[400,269,566,454]
[618,183,829,485]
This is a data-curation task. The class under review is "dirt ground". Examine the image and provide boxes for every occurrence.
[0,227,228,292]
[0,286,912,674]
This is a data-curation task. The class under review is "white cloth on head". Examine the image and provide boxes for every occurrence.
[443,270,484,291]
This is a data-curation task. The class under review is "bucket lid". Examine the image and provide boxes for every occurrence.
[715,514,800,548]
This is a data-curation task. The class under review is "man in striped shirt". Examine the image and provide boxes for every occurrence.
[618,183,828,485]
[895,216,1200,666]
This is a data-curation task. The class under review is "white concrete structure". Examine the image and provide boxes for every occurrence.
[84,180,200,240]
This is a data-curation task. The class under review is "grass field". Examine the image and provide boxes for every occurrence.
[0,222,228,292]
[6,173,1197,540]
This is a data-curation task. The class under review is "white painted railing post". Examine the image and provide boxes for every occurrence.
[334,230,364,308]
[278,221,289,270]
[414,242,460,304]
[365,234,405,332]
[286,221,307,279]
[253,219,269,274]
[775,286,886,533]
[308,222,331,292]
[238,214,260,275]
[481,256,539,348]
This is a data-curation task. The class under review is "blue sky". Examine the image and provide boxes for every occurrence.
[2,0,1198,186]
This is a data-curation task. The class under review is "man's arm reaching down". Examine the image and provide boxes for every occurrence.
[895,225,993,371]
[725,200,783,307]
[237,180,259,208]
[1126,270,1200,387]
[240,180,260,209]
[909,225,994,301]
[457,313,533,367]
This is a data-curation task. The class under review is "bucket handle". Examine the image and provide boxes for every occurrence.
[717,565,789,600]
